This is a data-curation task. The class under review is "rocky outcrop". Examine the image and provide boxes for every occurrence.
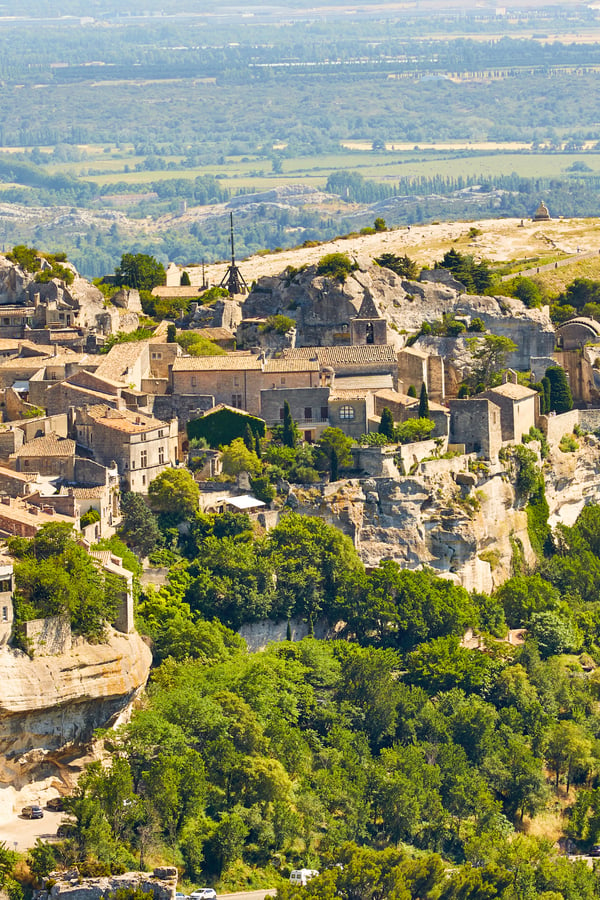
[37,868,177,900]
[240,259,555,367]
[0,629,151,818]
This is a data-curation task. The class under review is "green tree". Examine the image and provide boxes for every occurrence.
[407,385,417,398]
[374,253,419,279]
[180,270,191,286]
[282,400,299,449]
[467,334,518,390]
[166,323,176,343]
[316,427,353,476]
[418,382,429,419]
[316,252,357,283]
[545,365,573,413]
[115,253,166,291]
[149,469,200,520]
[373,217,387,232]
[378,407,394,440]
[395,417,435,444]
[119,492,162,558]
[221,438,262,477]
[513,276,543,308]
[545,721,593,793]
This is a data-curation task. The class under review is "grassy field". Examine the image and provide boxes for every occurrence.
[17,142,600,193]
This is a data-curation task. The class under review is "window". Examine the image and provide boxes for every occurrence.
[232,394,242,408]
[142,475,146,486]
[304,407,312,422]
[321,407,328,422]
[191,376,197,387]
[1,607,7,622]
[233,376,240,387]
[140,450,148,468]
[339,405,355,420]
[158,446,165,465]
[281,377,286,385]
[0,579,11,592]
[158,429,164,437]
[279,407,285,420]
[141,432,147,442]
[131,460,135,469]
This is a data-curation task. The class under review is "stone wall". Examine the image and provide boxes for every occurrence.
[238,616,332,652]
[540,409,580,444]
[21,615,72,656]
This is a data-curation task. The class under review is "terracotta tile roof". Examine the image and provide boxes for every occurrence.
[263,358,319,373]
[15,433,75,458]
[283,345,397,366]
[94,342,148,381]
[172,354,262,371]
[69,486,106,499]
[484,383,538,400]
[83,404,167,433]
[329,389,371,401]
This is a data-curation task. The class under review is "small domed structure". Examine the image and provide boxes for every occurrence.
[533,200,551,222]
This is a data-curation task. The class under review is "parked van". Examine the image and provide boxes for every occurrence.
[289,869,319,887]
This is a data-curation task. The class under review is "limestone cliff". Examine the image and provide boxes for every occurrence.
[0,629,151,818]
[240,258,555,367]
[290,437,600,595]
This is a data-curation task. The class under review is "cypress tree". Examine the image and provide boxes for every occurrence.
[545,366,573,414]
[330,447,339,482]
[407,385,417,398]
[418,382,429,419]
[282,400,297,448]
[378,407,394,440]
[254,432,262,459]
[541,376,551,414]
[243,423,254,452]
[166,323,176,343]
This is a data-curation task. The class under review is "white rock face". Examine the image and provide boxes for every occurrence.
[0,629,151,816]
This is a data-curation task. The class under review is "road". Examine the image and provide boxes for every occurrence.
[220,893,276,900]
[0,808,65,851]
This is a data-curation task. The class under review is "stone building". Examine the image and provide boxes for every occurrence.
[374,388,450,438]
[448,398,503,460]
[533,200,551,221]
[260,386,331,443]
[13,433,76,479]
[556,317,600,351]
[349,292,388,346]
[0,559,13,647]
[328,388,375,440]
[73,405,177,492]
[479,377,538,443]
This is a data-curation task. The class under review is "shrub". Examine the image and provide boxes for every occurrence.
[559,433,579,453]
[259,314,295,334]
[316,252,358,283]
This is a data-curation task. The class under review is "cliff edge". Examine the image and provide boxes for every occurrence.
[0,628,152,818]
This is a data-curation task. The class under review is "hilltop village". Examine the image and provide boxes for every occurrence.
[5,228,600,881]
[0,238,596,598]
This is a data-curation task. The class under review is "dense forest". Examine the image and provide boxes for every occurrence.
[5,431,600,899]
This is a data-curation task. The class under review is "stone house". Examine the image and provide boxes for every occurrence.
[479,378,538,443]
[448,398,503,460]
[397,346,446,403]
[13,433,76,479]
[0,559,13,647]
[0,497,77,538]
[374,388,450,438]
[260,386,331,443]
[73,405,177,493]
[171,353,264,415]
[328,388,375,440]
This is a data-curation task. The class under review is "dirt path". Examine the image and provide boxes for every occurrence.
[192,217,600,289]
